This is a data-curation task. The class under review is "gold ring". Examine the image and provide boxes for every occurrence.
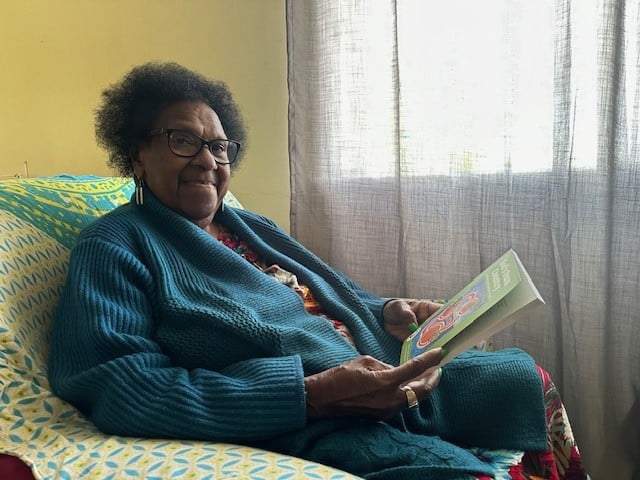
[400,385,419,408]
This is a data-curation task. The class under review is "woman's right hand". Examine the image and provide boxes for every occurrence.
[304,348,444,420]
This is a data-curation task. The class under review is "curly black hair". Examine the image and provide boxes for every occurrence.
[95,62,248,176]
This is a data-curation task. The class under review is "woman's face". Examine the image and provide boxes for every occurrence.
[134,100,232,229]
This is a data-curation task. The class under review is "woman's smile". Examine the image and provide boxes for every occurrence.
[182,179,216,187]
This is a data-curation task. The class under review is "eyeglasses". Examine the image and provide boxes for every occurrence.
[147,128,241,165]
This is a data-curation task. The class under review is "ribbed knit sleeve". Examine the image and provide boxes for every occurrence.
[49,235,307,442]
[335,271,391,323]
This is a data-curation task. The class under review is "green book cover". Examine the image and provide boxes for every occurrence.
[400,249,544,364]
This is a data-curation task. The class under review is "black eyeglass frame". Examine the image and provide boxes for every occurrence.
[147,128,241,165]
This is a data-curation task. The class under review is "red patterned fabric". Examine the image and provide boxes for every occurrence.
[0,455,35,480]
[516,366,587,480]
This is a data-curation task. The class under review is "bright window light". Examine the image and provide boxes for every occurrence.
[332,1,639,177]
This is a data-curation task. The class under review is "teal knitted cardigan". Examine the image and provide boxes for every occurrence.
[49,191,547,479]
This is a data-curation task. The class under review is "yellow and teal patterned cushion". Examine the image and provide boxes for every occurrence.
[0,175,135,249]
[0,176,360,480]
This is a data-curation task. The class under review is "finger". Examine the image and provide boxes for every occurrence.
[424,367,442,394]
[353,355,395,371]
[404,366,442,402]
[382,347,444,385]
[413,300,441,324]
[394,300,418,323]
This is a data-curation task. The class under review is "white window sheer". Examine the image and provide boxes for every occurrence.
[287,1,640,478]
[309,0,639,177]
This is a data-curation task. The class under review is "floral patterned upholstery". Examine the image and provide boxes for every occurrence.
[0,176,360,480]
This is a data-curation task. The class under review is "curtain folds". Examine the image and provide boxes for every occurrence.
[287,1,639,478]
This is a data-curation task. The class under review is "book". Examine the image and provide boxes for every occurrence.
[400,249,544,366]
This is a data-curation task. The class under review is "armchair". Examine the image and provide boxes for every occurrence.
[0,175,359,479]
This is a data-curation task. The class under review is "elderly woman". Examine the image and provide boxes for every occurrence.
[49,63,585,480]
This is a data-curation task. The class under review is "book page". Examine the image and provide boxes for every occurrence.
[400,249,543,364]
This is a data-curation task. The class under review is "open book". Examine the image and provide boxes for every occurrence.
[400,249,544,366]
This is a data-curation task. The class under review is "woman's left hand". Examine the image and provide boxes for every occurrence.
[382,299,442,341]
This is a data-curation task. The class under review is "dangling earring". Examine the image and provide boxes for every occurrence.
[221,197,225,212]
[134,176,145,206]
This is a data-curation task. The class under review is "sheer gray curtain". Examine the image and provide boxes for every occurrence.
[287,1,639,478]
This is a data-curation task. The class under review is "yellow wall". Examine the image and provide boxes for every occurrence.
[0,0,290,229]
